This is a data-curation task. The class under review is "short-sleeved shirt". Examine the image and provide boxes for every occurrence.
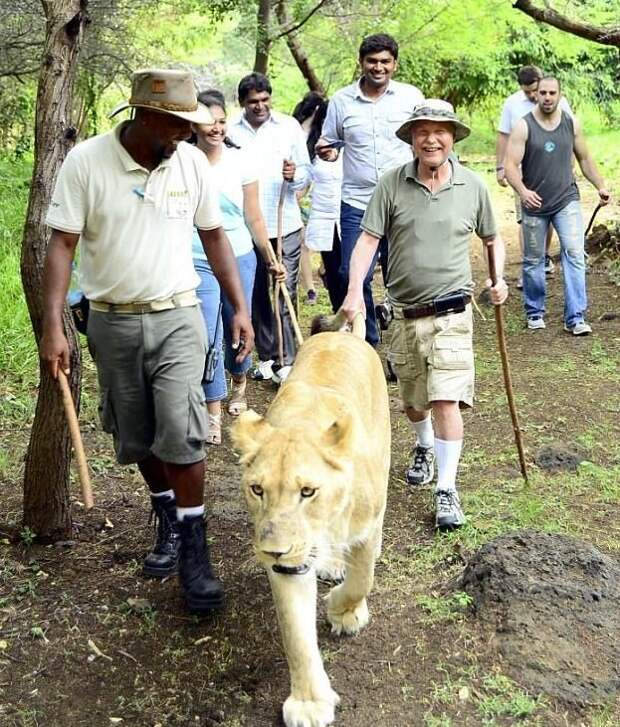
[228,110,311,237]
[361,159,497,305]
[320,79,424,210]
[46,124,222,303]
[192,144,257,261]
[497,90,572,134]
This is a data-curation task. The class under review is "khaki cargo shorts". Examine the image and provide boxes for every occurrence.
[387,305,474,411]
[87,305,209,465]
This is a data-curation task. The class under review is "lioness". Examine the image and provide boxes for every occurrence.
[231,319,390,727]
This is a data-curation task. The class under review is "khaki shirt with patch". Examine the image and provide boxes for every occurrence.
[361,159,497,306]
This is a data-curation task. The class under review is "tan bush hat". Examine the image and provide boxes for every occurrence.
[396,99,470,143]
[109,68,213,124]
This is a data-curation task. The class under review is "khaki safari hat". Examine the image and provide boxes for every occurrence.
[396,99,470,143]
[109,68,213,124]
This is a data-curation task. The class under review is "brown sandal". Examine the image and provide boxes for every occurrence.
[227,378,248,417]
[206,413,221,445]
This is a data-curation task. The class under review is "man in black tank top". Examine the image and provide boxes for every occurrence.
[504,76,611,335]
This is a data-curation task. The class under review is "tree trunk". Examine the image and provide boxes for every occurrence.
[20,0,88,540]
[253,0,272,74]
[276,1,325,94]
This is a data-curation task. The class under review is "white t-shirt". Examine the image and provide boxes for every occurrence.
[498,90,572,134]
[305,156,343,252]
[46,125,222,303]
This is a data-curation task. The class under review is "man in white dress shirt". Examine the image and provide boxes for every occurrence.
[229,72,311,384]
[318,33,424,345]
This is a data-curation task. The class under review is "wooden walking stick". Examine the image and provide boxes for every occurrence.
[487,243,529,484]
[58,369,94,510]
[273,183,286,367]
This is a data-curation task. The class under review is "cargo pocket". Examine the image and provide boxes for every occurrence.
[187,387,209,444]
[98,388,117,434]
[387,321,410,379]
[430,337,473,370]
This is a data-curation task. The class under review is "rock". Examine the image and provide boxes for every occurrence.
[457,531,620,705]
[534,441,588,472]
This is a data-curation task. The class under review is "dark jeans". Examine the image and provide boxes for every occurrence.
[252,228,302,366]
[339,201,387,346]
[320,227,342,313]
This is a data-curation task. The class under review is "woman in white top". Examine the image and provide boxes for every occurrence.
[192,90,284,444]
[293,92,343,312]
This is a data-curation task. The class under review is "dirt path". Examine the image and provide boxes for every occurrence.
[1,174,619,727]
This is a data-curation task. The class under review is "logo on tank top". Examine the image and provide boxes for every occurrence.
[544,140,556,153]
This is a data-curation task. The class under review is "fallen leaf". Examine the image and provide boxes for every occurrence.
[458,686,470,701]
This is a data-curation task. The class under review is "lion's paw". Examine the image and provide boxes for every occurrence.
[316,561,346,583]
[282,690,340,727]
[326,594,369,636]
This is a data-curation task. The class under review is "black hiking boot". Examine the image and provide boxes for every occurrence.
[178,514,225,613]
[143,494,181,578]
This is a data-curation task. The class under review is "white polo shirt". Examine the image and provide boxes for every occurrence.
[498,90,572,134]
[46,124,222,303]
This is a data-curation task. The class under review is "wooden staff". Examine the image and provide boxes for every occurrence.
[58,369,94,509]
[273,182,286,367]
[487,243,529,484]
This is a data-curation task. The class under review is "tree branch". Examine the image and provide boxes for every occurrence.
[513,0,620,47]
[273,0,329,40]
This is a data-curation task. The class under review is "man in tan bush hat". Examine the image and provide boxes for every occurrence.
[40,69,254,613]
[343,99,508,531]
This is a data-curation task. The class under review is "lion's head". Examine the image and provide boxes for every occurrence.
[231,409,355,573]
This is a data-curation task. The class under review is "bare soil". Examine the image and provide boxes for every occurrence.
[1,174,619,727]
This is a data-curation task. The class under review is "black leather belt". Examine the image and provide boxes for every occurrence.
[402,293,471,320]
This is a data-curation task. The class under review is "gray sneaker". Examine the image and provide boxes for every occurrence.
[564,321,592,336]
[435,489,466,531]
[527,316,546,330]
[544,255,555,275]
[406,445,435,486]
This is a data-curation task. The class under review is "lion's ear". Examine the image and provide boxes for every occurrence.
[320,413,354,468]
[230,410,273,463]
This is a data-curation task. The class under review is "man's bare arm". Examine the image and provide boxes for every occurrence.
[505,119,542,210]
[341,231,381,321]
[40,229,80,378]
[573,118,611,205]
[495,132,509,187]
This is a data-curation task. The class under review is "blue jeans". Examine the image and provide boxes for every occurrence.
[521,200,587,328]
[339,201,387,347]
[194,249,257,402]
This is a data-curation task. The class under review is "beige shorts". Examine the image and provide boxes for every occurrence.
[514,190,522,224]
[387,305,474,411]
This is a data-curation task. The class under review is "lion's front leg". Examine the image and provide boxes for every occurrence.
[268,569,340,727]
[326,528,379,636]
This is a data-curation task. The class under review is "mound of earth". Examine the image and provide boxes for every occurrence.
[534,441,589,472]
[457,531,620,706]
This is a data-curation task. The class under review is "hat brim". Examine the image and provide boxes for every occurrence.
[108,101,214,125]
[396,116,470,144]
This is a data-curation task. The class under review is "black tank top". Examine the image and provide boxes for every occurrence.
[521,110,579,216]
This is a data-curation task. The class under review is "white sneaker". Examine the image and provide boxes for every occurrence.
[249,359,274,381]
[516,277,523,290]
[272,364,292,385]
[527,317,546,330]
[564,321,592,336]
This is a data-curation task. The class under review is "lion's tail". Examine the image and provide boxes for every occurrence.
[309,309,366,339]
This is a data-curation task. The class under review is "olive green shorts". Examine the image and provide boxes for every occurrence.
[387,305,474,412]
[87,305,209,465]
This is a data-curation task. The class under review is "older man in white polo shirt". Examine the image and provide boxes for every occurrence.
[318,33,424,346]
[40,69,253,614]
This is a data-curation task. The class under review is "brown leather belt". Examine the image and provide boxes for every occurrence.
[90,290,198,314]
[400,294,471,320]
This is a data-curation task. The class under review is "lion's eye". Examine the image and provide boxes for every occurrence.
[300,487,316,499]
[250,484,264,497]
